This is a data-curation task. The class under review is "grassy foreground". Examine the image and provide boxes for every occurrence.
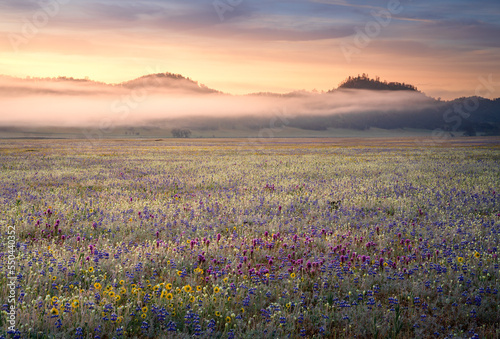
[1,138,499,338]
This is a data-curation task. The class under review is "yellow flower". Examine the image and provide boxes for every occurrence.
[117,316,123,324]
[106,286,112,292]
[71,300,79,308]
[141,313,146,319]
[183,285,192,293]
[120,287,127,295]
[241,308,245,313]
[50,307,59,316]
[196,286,202,292]
[214,286,220,293]
[474,252,480,258]
[187,239,191,245]
[223,277,228,283]
[131,284,136,288]
[88,267,94,273]
[115,295,121,301]
[142,306,148,313]
[383,262,389,267]
[457,257,464,263]
[215,311,221,317]
[226,316,231,323]
[132,288,137,295]
[146,280,150,284]
[286,303,291,309]
[51,296,58,304]
[290,273,296,279]
[227,297,231,301]
[177,270,182,277]
[69,284,74,289]
[190,296,195,303]
[52,276,57,281]
[166,283,172,290]
[109,291,115,298]
[168,303,174,308]
[153,285,159,291]
[119,280,124,285]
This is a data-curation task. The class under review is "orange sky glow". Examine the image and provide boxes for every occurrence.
[1,0,499,99]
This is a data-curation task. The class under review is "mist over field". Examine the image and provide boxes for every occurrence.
[0,75,445,128]
[1,74,499,137]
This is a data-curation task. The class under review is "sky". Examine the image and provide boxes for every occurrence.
[1,0,500,99]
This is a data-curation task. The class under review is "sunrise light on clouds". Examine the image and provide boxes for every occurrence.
[1,0,499,98]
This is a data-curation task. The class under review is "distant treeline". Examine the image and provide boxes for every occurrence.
[334,74,418,92]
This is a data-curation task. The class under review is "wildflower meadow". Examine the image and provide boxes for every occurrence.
[1,138,499,338]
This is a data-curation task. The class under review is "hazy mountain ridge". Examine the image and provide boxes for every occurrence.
[0,73,219,96]
[120,73,220,94]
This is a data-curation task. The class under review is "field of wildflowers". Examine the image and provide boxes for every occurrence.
[1,138,499,338]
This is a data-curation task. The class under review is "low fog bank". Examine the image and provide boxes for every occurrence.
[1,75,499,135]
